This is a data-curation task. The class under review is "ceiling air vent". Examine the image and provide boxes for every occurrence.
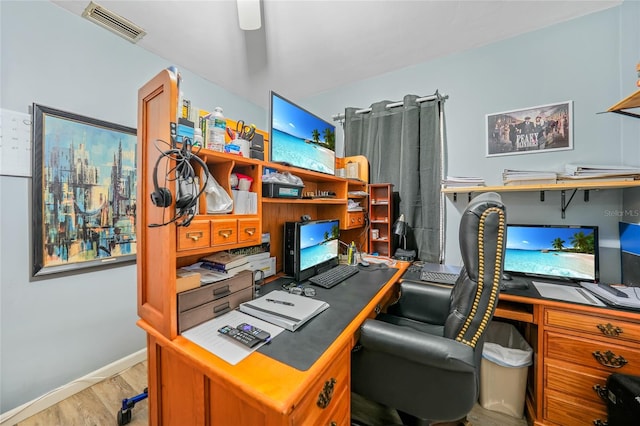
[82,1,146,43]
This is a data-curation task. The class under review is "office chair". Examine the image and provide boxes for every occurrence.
[351,192,506,426]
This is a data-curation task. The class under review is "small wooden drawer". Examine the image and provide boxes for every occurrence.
[211,219,238,246]
[238,218,260,244]
[292,347,350,425]
[544,307,640,344]
[178,286,253,333]
[544,388,607,426]
[544,360,608,405]
[177,270,253,313]
[177,221,210,251]
[545,331,640,375]
[346,212,365,229]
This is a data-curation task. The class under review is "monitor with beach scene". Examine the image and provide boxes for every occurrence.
[504,224,599,283]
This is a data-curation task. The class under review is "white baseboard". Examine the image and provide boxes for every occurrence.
[0,348,147,425]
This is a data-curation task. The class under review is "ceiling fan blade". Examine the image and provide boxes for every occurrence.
[237,0,262,31]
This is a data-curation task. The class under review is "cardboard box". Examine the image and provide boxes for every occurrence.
[176,269,201,293]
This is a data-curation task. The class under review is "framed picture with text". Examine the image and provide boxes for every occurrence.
[486,101,573,157]
[31,104,137,277]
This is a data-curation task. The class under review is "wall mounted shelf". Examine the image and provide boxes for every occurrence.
[442,180,640,218]
[606,88,640,119]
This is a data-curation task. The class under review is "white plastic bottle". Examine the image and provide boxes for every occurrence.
[207,107,226,152]
[193,127,203,148]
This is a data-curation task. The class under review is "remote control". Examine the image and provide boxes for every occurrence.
[237,323,271,342]
[218,325,263,348]
[597,282,629,298]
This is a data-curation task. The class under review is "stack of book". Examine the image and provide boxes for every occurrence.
[442,176,486,188]
[502,169,558,186]
[181,252,251,284]
[558,164,640,182]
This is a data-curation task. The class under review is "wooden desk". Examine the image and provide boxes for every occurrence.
[495,291,640,426]
[140,264,407,426]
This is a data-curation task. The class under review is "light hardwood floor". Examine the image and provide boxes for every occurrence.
[16,361,527,426]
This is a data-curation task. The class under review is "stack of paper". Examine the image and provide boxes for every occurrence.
[239,290,329,331]
[442,176,486,187]
[580,282,640,309]
[559,164,640,181]
[502,169,558,185]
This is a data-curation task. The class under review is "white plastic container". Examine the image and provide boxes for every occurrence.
[480,321,533,418]
[193,128,203,148]
[207,107,226,152]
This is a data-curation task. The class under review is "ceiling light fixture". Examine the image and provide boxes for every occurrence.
[237,0,262,31]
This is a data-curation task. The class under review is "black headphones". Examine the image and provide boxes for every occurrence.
[151,148,179,208]
[150,140,209,227]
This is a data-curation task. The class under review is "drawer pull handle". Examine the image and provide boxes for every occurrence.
[593,384,608,401]
[316,378,337,409]
[593,420,608,426]
[213,302,230,314]
[218,229,233,239]
[186,231,203,242]
[245,228,256,236]
[597,323,623,337]
[592,350,628,368]
[330,423,337,426]
[213,285,231,299]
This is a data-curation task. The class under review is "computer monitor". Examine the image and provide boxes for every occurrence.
[284,219,340,282]
[504,224,599,282]
[269,91,336,175]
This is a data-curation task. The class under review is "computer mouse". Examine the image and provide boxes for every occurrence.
[502,272,513,281]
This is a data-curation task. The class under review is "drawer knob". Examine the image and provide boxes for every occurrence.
[592,350,628,368]
[245,228,256,236]
[597,323,623,337]
[186,231,203,242]
[593,384,608,401]
[218,229,233,239]
[316,378,337,409]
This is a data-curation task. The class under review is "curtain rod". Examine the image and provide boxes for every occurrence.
[332,91,448,122]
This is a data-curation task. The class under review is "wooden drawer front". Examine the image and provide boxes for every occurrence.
[178,287,253,333]
[292,347,350,425]
[544,388,607,426]
[238,218,260,244]
[177,270,253,313]
[545,307,640,344]
[545,331,640,375]
[346,212,365,229]
[177,221,210,251]
[545,360,608,406]
[211,219,238,246]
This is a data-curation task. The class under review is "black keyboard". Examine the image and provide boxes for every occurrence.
[419,270,458,285]
[309,264,359,289]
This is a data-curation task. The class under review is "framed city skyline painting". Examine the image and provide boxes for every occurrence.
[486,101,573,157]
[32,104,137,277]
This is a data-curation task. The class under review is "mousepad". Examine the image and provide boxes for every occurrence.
[256,265,397,371]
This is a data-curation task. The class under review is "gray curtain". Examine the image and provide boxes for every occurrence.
[344,94,445,262]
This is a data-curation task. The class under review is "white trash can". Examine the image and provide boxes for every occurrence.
[479,321,533,418]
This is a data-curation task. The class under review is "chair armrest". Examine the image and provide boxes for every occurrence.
[358,318,475,373]
[387,281,452,325]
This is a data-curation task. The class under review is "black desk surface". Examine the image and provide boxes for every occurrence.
[257,265,398,371]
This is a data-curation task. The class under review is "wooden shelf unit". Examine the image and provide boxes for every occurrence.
[368,183,394,257]
[138,69,370,339]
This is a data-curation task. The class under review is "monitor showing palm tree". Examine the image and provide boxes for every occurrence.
[504,224,599,282]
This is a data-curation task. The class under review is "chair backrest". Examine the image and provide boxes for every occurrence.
[444,192,506,348]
